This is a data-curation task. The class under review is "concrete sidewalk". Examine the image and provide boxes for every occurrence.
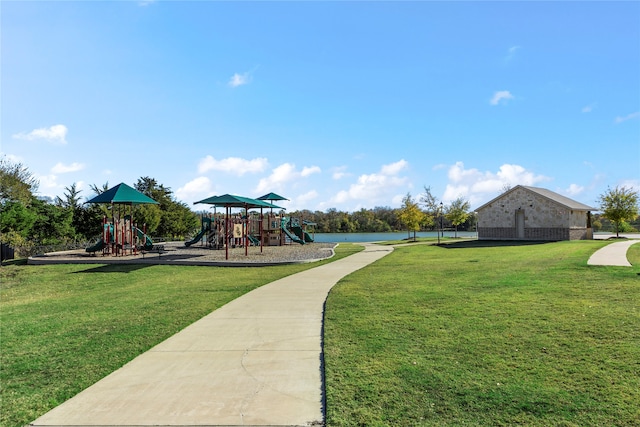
[31,243,394,427]
[587,239,639,267]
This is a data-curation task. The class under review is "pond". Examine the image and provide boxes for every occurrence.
[312,231,477,243]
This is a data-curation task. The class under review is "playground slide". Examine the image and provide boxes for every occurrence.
[291,225,314,243]
[185,228,207,247]
[134,227,154,251]
[86,239,105,253]
[247,234,260,246]
[185,217,214,247]
[282,221,305,244]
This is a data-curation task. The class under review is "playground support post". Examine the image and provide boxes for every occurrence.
[102,216,108,256]
[224,206,231,259]
[260,208,264,253]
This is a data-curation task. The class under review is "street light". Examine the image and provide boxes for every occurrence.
[438,201,443,245]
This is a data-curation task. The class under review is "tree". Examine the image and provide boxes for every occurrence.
[419,186,439,230]
[134,177,198,238]
[398,193,425,241]
[56,183,104,240]
[597,186,639,237]
[445,197,471,238]
[1,201,37,238]
[30,198,75,245]
[0,158,40,249]
[372,206,398,231]
[0,156,39,205]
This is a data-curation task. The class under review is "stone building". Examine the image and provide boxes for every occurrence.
[476,185,594,241]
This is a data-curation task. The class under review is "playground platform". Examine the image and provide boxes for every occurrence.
[28,241,337,267]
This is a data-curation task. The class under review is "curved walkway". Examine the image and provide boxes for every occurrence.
[31,243,394,427]
[588,239,639,267]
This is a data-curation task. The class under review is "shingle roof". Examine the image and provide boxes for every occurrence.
[475,185,595,211]
[521,186,595,210]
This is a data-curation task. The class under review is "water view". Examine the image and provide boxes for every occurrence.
[312,231,477,243]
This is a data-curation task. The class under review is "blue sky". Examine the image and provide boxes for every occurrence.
[2,1,639,212]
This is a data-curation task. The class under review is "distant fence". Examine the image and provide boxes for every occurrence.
[1,241,91,260]
[0,237,172,261]
[1,243,15,261]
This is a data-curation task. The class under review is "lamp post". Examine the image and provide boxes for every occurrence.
[437,202,443,245]
[474,211,478,239]
[439,202,444,242]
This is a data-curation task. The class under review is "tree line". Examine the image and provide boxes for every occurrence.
[1,157,637,257]
[1,157,199,257]
[0,158,475,257]
[282,187,475,237]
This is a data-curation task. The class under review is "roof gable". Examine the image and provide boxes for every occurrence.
[475,185,595,211]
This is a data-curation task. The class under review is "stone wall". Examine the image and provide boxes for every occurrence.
[477,227,574,241]
[569,228,590,240]
[477,227,516,239]
[477,187,570,229]
[525,227,568,241]
[477,187,591,241]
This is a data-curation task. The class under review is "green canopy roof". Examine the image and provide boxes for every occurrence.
[85,183,158,205]
[194,194,284,210]
[257,192,289,202]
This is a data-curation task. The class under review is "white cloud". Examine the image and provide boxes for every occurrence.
[504,45,521,62]
[255,162,321,194]
[35,174,63,199]
[175,176,214,205]
[197,155,268,176]
[329,160,409,207]
[255,163,295,193]
[228,72,251,88]
[301,166,321,177]
[619,179,640,192]
[490,90,514,106]
[381,159,409,175]
[51,162,85,174]
[1,153,22,163]
[332,166,349,180]
[443,161,550,206]
[13,124,68,144]
[565,183,585,196]
[581,103,596,113]
[614,111,640,124]
[296,190,318,204]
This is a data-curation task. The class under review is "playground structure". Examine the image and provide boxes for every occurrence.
[189,193,315,260]
[281,217,315,244]
[185,212,315,249]
[86,214,154,256]
[83,183,158,256]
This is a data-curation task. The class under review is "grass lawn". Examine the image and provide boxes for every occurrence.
[0,243,362,427]
[324,240,640,426]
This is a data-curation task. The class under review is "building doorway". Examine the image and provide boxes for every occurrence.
[516,209,525,239]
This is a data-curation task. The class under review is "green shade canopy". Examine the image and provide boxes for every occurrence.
[85,183,159,205]
[257,192,289,202]
[194,194,284,210]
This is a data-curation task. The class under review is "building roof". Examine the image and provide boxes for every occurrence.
[193,194,285,210]
[257,192,289,202]
[475,185,595,212]
[85,183,159,205]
